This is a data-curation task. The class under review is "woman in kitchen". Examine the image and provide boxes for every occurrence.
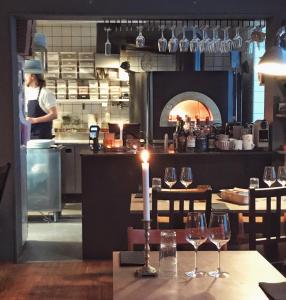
[24,59,57,139]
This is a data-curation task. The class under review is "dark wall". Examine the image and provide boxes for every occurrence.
[151,71,232,139]
[0,0,284,261]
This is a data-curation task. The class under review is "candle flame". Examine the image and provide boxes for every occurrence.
[140,149,150,163]
[118,123,123,130]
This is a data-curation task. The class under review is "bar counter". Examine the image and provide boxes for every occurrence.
[81,149,281,259]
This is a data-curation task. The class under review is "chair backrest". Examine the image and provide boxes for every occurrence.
[127,227,188,251]
[151,187,212,229]
[248,187,286,250]
[0,163,11,203]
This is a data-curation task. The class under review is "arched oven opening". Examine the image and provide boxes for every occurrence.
[160,92,222,127]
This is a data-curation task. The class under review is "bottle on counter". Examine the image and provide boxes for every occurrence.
[173,116,180,152]
[186,130,196,152]
[177,118,187,153]
[164,133,169,152]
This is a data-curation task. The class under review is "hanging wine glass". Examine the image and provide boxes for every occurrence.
[158,25,167,52]
[189,25,200,53]
[244,26,255,56]
[136,25,145,48]
[220,27,233,53]
[210,25,221,53]
[232,27,243,49]
[179,26,190,53]
[168,25,179,53]
[199,25,211,53]
[104,27,112,56]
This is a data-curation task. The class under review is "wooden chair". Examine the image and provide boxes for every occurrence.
[248,187,286,250]
[127,226,228,251]
[127,227,188,250]
[0,163,11,204]
[151,187,212,229]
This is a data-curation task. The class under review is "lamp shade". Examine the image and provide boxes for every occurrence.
[257,26,286,76]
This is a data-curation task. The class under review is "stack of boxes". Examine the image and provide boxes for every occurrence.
[43,51,129,101]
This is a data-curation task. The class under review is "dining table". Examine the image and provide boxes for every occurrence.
[113,251,286,300]
[130,190,286,213]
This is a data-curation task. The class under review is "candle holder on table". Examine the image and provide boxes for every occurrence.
[135,220,158,277]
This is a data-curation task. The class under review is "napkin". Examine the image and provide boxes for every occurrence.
[259,282,286,300]
[120,251,145,266]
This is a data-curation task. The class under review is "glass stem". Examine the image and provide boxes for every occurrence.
[217,248,221,273]
[194,248,198,273]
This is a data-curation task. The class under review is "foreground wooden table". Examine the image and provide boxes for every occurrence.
[113,251,285,300]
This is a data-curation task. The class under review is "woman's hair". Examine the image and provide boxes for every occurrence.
[33,74,46,87]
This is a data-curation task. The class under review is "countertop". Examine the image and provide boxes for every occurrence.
[54,139,90,144]
[80,149,275,156]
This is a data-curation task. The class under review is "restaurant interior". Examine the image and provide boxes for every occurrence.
[0,0,286,299]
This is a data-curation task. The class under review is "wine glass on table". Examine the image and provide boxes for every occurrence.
[208,212,231,278]
[277,166,286,187]
[180,167,193,189]
[164,167,177,190]
[263,166,276,187]
[185,212,208,278]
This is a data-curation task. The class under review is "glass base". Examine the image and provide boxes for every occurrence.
[185,270,206,278]
[208,270,229,278]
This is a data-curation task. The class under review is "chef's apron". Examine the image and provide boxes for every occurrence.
[27,87,52,139]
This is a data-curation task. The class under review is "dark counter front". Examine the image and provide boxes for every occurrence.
[81,150,279,259]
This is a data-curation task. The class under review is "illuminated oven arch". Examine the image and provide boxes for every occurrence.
[159,91,222,127]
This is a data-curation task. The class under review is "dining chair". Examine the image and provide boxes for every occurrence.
[248,187,286,251]
[127,227,188,250]
[151,187,212,229]
[0,162,11,204]
[127,226,228,251]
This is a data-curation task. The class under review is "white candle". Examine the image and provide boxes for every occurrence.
[119,123,123,141]
[141,150,150,221]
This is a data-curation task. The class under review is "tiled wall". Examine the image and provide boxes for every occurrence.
[120,50,176,72]
[36,20,129,129]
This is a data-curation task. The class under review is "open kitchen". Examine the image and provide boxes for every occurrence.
[0,1,286,298]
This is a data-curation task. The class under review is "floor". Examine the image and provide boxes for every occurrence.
[20,203,82,262]
[0,260,112,300]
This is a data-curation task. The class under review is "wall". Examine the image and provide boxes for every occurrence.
[0,0,284,261]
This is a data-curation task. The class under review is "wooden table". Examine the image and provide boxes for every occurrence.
[113,251,286,300]
[130,192,286,213]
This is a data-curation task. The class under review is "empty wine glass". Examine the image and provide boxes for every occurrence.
[185,212,208,278]
[263,166,276,187]
[158,25,168,52]
[190,25,200,53]
[220,27,233,53]
[244,26,255,55]
[168,25,179,53]
[199,25,211,53]
[209,25,221,53]
[179,26,190,53]
[277,166,286,187]
[208,212,231,278]
[136,25,145,48]
[232,27,243,49]
[164,167,177,190]
[104,27,112,56]
[180,167,193,189]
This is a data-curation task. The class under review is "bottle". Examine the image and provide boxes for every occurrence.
[177,119,186,153]
[173,115,181,152]
[164,133,169,152]
[186,129,196,152]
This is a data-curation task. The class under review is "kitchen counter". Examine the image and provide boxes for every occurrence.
[54,139,90,144]
[80,149,282,259]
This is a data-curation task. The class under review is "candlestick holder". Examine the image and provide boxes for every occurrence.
[135,220,158,277]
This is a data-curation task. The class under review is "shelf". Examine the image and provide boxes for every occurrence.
[56,99,129,104]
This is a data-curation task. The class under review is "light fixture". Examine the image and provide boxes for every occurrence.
[257,26,286,76]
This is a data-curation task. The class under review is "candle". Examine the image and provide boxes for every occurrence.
[119,123,123,141]
[141,149,150,221]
